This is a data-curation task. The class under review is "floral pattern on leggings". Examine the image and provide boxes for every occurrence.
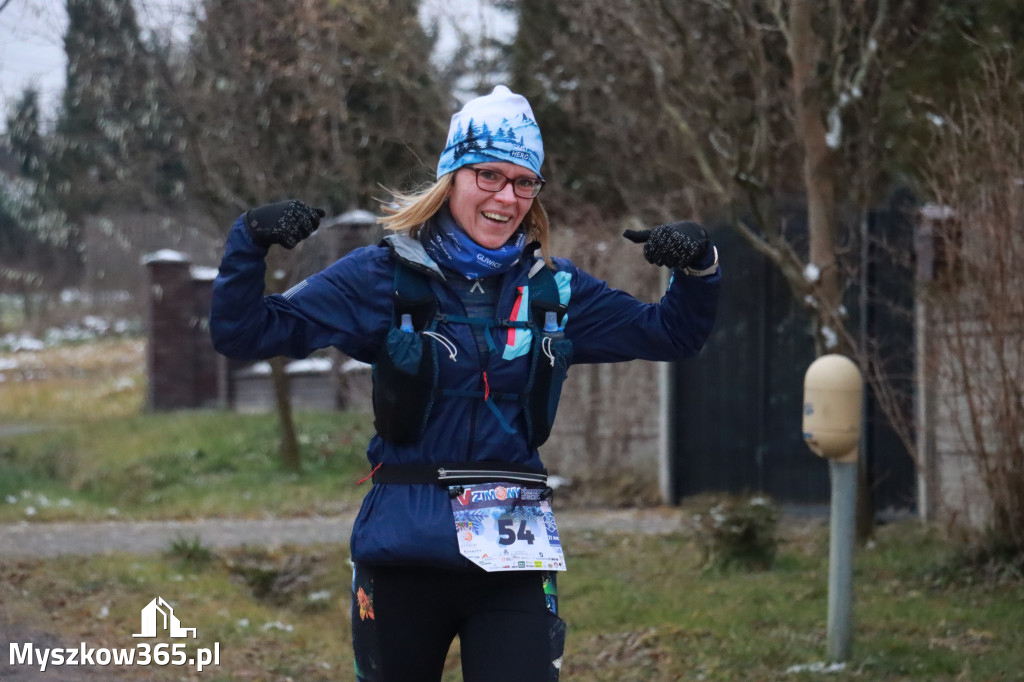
[351,565,380,681]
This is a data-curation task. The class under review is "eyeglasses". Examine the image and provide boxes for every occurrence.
[465,167,545,199]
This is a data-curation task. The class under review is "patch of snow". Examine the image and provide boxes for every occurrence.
[142,249,190,264]
[261,621,294,632]
[191,265,219,281]
[785,662,847,674]
[327,209,377,227]
[1,334,45,352]
[112,377,136,391]
[548,475,572,490]
[287,357,334,374]
[826,107,842,149]
[821,326,839,349]
[341,358,371,373]
[919,203,955,221]
[243,362,272,375]
[237,358,335,376]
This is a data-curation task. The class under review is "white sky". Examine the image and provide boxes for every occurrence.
[0,0,514,133]
[0,0,68,127]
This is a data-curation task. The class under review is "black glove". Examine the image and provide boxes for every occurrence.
[623,221,711,270]
[244,200,326,249]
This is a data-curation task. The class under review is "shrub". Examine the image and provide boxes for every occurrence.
[166,534,214,570]
[692,495,780,572]
[222,547,323,605]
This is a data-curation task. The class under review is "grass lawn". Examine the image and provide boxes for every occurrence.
[1,338,376,522]
[0,407,375,521]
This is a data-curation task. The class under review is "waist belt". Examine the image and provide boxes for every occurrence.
[372,461,548,487]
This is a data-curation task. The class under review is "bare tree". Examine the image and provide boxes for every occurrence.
[162,0,445,471]
[916,54,1024,550]
[507,0,941,535]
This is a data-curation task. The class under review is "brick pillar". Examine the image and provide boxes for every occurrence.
[144,251,196,410]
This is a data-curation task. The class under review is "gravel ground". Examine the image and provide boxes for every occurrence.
[0,507,689,559]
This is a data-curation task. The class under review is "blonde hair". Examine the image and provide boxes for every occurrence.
[378,173,554,267]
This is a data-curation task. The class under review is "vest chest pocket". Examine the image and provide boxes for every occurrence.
[524,329,573,448]
[372,326,437,445]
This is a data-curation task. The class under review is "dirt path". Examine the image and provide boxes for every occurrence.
[0,507,689,559]
[0,515,357,558]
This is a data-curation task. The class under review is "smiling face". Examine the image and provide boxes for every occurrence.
[447,162,536,249]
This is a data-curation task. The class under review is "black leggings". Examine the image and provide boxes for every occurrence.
[351,564,565,682]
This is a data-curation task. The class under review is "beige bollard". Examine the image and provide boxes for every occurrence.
[802,354,863,463]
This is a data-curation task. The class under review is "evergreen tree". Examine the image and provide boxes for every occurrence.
[461,117,479,155]
[1,89,71,310]
[5,88,45,179]
[54,0,156,217]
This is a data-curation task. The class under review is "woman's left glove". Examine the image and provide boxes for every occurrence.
[245,199,326,249]
[623,221,712,271]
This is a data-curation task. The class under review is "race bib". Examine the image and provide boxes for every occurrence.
[450,482,566,572]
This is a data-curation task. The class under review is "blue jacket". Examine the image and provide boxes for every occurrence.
[210,215,720,568]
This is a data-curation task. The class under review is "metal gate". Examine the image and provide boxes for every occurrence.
[669,202,916,509]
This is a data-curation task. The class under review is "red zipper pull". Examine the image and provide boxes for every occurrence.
[482,371,490,402]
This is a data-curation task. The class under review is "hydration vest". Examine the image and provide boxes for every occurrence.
[371,235,572,448]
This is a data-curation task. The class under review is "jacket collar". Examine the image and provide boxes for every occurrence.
[380,233,446,281]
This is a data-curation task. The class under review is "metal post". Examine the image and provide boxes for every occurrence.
[804,354,862,664]
[827,458,857,662]
[657,265,674,504]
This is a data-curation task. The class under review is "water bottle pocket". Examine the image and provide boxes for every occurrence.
[526,334,573,448]
[372,327,435,444]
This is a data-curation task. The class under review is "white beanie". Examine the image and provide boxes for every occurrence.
[437,85,544,179]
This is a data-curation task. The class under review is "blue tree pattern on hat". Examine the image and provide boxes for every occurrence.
[438,86,544,179]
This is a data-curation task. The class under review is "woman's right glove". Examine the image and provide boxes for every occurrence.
[623,220,711,269]
[244,199,326,249]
